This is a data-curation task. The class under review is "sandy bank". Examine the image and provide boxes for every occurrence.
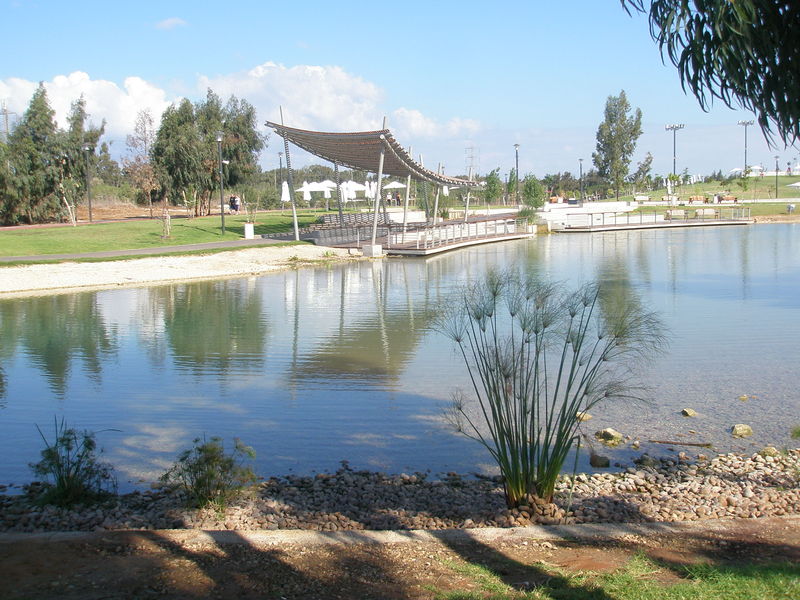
[0,245,357,298]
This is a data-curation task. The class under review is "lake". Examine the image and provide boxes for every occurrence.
[1,223,798,491]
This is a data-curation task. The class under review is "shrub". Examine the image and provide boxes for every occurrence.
[161,436,257,510]
[791,426,800,439]
[436,271,666,507]
[29,417,117,507]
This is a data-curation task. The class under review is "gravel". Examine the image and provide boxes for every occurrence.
[2,449,798,533]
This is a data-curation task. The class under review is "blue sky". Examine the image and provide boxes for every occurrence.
[1,0,797,178]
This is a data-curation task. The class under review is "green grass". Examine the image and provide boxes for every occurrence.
[630,202,791,217]
[791,426,800,439]
[618,175,800,205]
[0,210,324,258]
[432,554,800,600]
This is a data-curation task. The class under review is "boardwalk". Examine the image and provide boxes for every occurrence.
[551,207,752,232]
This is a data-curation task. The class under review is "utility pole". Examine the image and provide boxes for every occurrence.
[1,101,16,142]
[665,124,684,177]
[738,120,754,174]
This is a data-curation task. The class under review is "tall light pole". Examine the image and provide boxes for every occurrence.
[216,131,225,235]
[278,151,284,186]
[738,120,754,174]
[81,143,93,222]
[578,158,584,201]
[514,143,520,205]
[775,155,780,200]
[665,124,684,177]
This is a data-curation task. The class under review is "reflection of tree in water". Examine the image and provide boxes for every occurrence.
[0,295,118,397]
[155,280,268,374]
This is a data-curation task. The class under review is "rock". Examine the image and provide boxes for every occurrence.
[634,454,659,468]
[731,424,753,438]
[595,428,624,446]
[576,411,593,422]
[589,453,610,468]
[738,395,749,401]
[759,446,780,457]
[681,408,698,417]
[631,440,640,450]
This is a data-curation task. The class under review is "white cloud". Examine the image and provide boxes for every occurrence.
[155,17,187,30]
[0,71,172,144]
[1,63,481,166]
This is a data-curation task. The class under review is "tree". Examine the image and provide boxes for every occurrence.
[481,168,502,204]
[123,110,158,216]
[592,90,642,200]
[3,84,62,224]
[622,1,799,144]
[631,152,653,191]
[521,175,545,208]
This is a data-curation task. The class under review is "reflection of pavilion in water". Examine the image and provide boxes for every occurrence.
[284,260,439,387]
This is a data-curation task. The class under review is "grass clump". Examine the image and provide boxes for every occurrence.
[29,417,117,507]
[791,425,800,439]
[161,436,258,510]
[436,270,666,507]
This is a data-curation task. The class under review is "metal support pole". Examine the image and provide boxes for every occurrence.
[370,116,387,245]
[215,132,225,235]
[432,163,442,225]
[279,107,299,241]
[463,165,473,223]
[334,161,344,225]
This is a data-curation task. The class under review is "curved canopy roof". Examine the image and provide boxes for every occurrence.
[266,122,478,187]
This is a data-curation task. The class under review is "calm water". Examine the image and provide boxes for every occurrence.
[1,224,798,490]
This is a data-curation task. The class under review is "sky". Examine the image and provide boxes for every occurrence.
[1,0,797,179]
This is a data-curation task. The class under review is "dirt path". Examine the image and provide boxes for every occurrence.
[1,517,797,599]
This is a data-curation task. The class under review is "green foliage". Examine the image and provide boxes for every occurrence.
[29,417,117,507]
[152,89,266,216]
[481,168,503,203]
[791,425,800,439]
[521,175,545,208]
[161,436,258,509]
[437,271,666,506]
[623,1,799,144]
[593,90,643,200]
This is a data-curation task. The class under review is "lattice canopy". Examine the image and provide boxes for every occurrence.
[265,122,478,187]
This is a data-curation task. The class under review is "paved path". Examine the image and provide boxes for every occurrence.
[0,237,291,263]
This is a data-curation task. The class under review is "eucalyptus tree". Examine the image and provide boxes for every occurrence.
[152,90,265,216]
[124,109,158,215]
[622,0,799,144]
[592,90,643,200]
[482,168,503,204]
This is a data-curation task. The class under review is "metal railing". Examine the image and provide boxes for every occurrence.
[560,208,751,229]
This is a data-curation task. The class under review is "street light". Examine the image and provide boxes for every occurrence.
[775,155,780,200]
[81,143,93,222]
[514,143,520,205]
[216,131,225,235]
[578,158,584,201]
[738,120,754,174]
[664,124,684,177]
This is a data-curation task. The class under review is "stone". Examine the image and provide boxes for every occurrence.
[731,424,753,438]
[681,408,698,417]
[634,454,659,468]
[759,446,780,457]
[576,411,593,422]
[589,453,610,468]
[595,428,624,446]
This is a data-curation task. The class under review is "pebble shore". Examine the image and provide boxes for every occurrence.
[1,450,798,533]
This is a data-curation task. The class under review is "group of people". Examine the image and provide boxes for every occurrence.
[384,191,403,206]
[228,195,242,214]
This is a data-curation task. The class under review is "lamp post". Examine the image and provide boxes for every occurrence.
[514,143,520,205]
[738,120,754,174]
[216,131,225,235]
[579,158,584,201]
[775,155,780,200]
[664,124,684,177]
[278,151,284,186]
[81,143,93,222]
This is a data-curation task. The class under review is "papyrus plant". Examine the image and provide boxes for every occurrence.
[437,271,665,507]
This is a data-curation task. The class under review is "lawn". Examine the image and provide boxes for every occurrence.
[0,210,324,258]
[434,554,799,600]
[617,175,800,204]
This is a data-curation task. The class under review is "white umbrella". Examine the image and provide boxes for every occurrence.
[383,181,407,190]
[347,180,367,192]
[296,181,312,201]
[281,181,290,203]
[319,180,337,189]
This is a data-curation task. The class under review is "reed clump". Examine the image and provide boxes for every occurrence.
[437,270,666,507]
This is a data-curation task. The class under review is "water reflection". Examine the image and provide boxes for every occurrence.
[0,294,118,397]
[0,225,797,488]
[150,280,268,375]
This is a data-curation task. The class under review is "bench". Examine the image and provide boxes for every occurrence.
[665,209,686,220]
